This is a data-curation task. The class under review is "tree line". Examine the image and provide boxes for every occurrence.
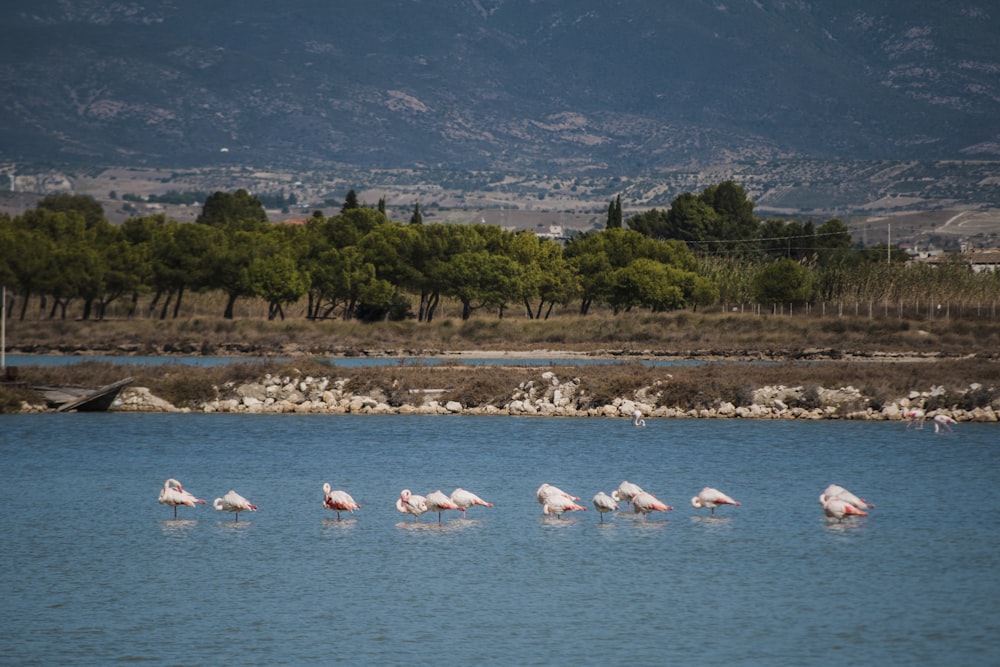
[1,183,997,322]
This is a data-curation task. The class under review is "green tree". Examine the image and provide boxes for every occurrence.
[606,194,622,229]
[341,189,360,213]
[410,202,423,225]
[197,189,268,230]
[36,193,105,229]
[437,250,520,320]
[753,259,815,306]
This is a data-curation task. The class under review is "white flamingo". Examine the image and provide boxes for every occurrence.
[611,481,644,512]
[631,409,646,427]
[536,483,579,512]
[396,489,428,522]
[905,408,925,429]
[425,490,463,523]
[592,492,619,522]
[450,488,493,519]
[542,494,587,518]
[821,495,868,522]
[820,484,874,510]
[632,491,672,521]
[158,478,206,519]
[690,487,741,516]
[933,414,956,433]
[323,482,360,520]
[213,489,257,522]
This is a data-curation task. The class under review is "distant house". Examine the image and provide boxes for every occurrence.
[535,225,570,242]
[921,248,1000,273]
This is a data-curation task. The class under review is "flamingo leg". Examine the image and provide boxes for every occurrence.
[173,505,178,519]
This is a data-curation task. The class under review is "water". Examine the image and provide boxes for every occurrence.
[1,415,997,666]
[3,354,707,367]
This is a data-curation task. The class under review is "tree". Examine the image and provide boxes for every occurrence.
[698,181,758,247]
[410,202,423,225]
[437,250,520,320]
[606,194,622,229]
[197,189,268,230]
[663,193,721,245]
[342,189,360,213]
[626,208,669,239]
[36,193,105,229]
[753,259,815,306]
[609,259,686,313]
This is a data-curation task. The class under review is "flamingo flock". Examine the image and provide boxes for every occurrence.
[158,478,873,525]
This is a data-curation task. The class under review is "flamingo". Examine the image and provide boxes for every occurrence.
[821,496,868,522]
[213,489,257,522]
[536,483,579,512]
[542,494,587,518]
[425,490,463,524]
[905,408,926,429]
[323,482,361,520]
[933,414,956,433]
[450,488,493,519]
[691,487,741,516]
[592,492,619,522]
[820,484,874,510]
[396,489,428,522]
[611,481,644,512]
[631,409,646,427]
[158,478,206,519]
[632,491,672,521]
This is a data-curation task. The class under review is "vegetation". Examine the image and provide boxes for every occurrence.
[2,183,1000,332]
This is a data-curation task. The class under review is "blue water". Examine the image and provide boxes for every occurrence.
[1,415,997,666]
[3,353,706,367]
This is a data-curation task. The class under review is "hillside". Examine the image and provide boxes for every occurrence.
[2,1,999,171]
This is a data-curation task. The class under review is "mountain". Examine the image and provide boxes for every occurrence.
[1,0,999,172]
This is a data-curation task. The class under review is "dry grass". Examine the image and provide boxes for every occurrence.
[4,309,1000,412]
[6,309,1000,358]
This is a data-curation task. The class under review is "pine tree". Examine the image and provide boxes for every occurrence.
[410,202,423,224]
[606,194,622,228]
[341,189,360,213]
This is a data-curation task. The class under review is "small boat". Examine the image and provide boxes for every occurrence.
[34,377,134,412]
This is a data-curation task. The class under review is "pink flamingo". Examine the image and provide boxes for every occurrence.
[158,478,206,518]
[632,491,672,521]
[905,408,925,429]
[425,490,463,523]
[536,483,580,513]
[820,484,874,510]
[213,489,257,522]
[821,496,868,522]
[450,488,493,519]
[323,482,360,520]
[542,494,587,518]
[396,489,428,522]
[933,414,956,433]
[611,481,644,512]
[691,487,741,516]
[592,492,619,522]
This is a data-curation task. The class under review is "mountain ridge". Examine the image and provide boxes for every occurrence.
[2,1,998,172]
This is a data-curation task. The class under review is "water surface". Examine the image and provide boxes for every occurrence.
[1,415,996,665]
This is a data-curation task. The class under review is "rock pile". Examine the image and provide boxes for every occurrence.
[99,370,1000,423]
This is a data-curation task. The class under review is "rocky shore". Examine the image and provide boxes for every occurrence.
[38,368,993,424]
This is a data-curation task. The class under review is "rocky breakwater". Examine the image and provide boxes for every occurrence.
[106,370,1000,424]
